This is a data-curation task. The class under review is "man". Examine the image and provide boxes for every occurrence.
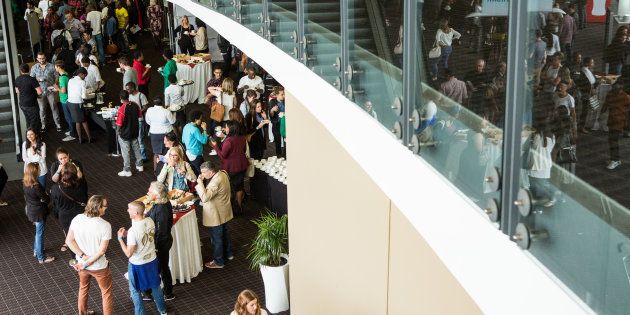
[31,52,62,132]
[85,5,105,64]
[50,146,83,183]
[182,111,208,175]
[603,82,630,170]
[117,201,168,315]
[64,11,84,50]
[160,49,177,91]
[268,86,286,156]
[237,66,264,99]
[439,68,468,105]
[81,56,104,95]
[15,63,43,133]
[144,182,175,300]
[67,68,93,143]
[126,82,148,162]
[115,90,144,177]
[559,5,577,62]
[65,195,113,315]
[196,160,233,269]
[205,67,224,103]
[164,74,184,109]
[119,56,138,90]
[464,59,492,112]
[53,61,76,141]
[530,30,547,90]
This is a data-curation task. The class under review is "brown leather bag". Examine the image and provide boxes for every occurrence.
[105,40,118,55]
[210,94,225,122]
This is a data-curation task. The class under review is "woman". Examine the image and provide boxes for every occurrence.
[104,7,119,59]
[210,77,236,122]
[552,108,577,183]
[146,97,176,170]
[231,289,268,315]
[51,163,88,253]
[240,89,258,117]
[229,108,246,134]
[604,26,629,75]
[194,18,208,53]
[125,0,143,49]
[430,18,461,80]
[245,100,270,160]
[22,128,47,189]
[528,121,556,207]
[157,146,196,191]
[24,163,55,264]
[174,16,195,55]
[147,0,164,48]
[43,6,59,52]
[576,57,599,133]
[51,20,73,51]
[212,120,249,214]
[602,81,630,170]
[132,51,151,97]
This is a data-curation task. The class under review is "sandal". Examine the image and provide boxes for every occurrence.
[60,244,68,252]
[39,256,56,264]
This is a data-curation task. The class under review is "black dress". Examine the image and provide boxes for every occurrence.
[50,179,88,234]
[245,112,266,160]
[174,25,195,55]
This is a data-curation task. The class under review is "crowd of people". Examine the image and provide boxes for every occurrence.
[414,1,630,208]
[14,0,287,314]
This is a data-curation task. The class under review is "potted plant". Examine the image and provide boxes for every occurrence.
[248,211,289,313]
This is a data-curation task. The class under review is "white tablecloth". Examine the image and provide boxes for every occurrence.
[176,62,211,104]
[169,209,203,285]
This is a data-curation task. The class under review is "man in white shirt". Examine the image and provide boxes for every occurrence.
[164,74,184,107]
[81,57,104,95]
[126,82,149,161]
[65,195,113,315]
[67,68,93,143]
[85,5,105,65]
[117,201,168,315]
[237,66,264,99]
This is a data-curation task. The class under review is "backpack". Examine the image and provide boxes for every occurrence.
[53,30,69,49]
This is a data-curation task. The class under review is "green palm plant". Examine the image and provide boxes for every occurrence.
[248,211,289,271]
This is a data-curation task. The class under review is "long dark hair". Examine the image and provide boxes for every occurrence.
[25,128,43,155]
[225,120,242,137]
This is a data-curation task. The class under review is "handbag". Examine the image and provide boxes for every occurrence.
[428,41,441,59]
[105,40,118,55]
[588,95,600,110]
[57,185,87,207]
[245,143,255,177]
[210,94,226,122]
[557,134,577,163]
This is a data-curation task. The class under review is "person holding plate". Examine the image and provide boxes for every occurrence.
[159,48,177,91]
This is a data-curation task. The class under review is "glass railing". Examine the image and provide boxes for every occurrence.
[191,0,630,312]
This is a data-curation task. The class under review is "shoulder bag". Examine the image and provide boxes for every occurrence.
[428,40,441,59]
[210,93,226,123]
[58,184,87,207]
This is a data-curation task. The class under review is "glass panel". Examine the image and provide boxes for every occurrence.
[238,0,265,37]
[414,0,507,222]
[519,1,630,313]
[347,0,402,138]
[268,1,299,60]
[304,0,342,88]
[214,0,237,20]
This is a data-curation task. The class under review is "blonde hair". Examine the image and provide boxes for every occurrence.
[222,77,234,95]
[169,146,184,162]
[234,290,261,315]
[181,16,189,27]
[149,0,157,5]
[128,201,145,216]
[84,195,107,218]
[22,162,39,188]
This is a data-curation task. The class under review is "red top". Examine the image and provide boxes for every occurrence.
[214,136,249,173]
[133,60,149,85]
[116,102,143,127]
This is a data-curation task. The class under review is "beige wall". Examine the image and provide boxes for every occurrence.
[287,92,482,314]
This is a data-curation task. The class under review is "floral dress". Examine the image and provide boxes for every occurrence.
[148,5,163,38]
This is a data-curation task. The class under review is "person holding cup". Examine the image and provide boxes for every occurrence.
[30,52,62,132]
[174,16,195,55]
[132,51,151,98]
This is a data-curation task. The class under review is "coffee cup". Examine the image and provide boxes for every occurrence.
[145,64,151,68]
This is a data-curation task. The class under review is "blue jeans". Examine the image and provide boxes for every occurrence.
[189,154,204,176]
[94,34,105,65]
[209,223,233,266]
[61,101,76,137]
[430,45,453,78]
[37,175,46,190]
[138,120,147,160]
[127,262,167,315]
[34,220,45,261]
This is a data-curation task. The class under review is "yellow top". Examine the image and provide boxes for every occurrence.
[115,7,128,29]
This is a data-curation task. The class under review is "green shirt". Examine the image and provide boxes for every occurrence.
[161,60,177,91]
[59,73,69,103]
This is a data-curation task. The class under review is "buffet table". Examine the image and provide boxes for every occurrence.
[169,208,203,285]
[176,62,211,104]
[250,168,288,215]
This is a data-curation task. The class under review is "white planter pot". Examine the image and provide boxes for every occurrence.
[260,254,290,313]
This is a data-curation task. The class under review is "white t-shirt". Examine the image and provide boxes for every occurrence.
[84,64,103,92]
[552,93,575,115]
[423,100,438,120]
[67,76,87,104]
[69,214,112,271]
[237,75,264,98]
[38,0,50,18]
[86,11,102,35]
[145,106,175,134]
[127,218,157,265]
[129,92,148,109]
[22,142,47,176]
[76,53,99,67]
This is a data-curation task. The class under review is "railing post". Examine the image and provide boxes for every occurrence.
[401,0,417,147]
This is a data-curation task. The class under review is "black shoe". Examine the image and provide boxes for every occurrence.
[88,137,96,143]
[164,293,175,301]
[141,293,153,301]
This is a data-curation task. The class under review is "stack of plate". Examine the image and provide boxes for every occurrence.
[255,156,287,185]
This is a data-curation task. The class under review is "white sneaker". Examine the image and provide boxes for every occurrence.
[136,166,144,172]
[607,160,621,170]
[62,136,76,142]
[65,131,70,136]
[118,170,132,177]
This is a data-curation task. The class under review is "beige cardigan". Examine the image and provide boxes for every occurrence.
[195,171,233,227]
[157,161,197,190]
